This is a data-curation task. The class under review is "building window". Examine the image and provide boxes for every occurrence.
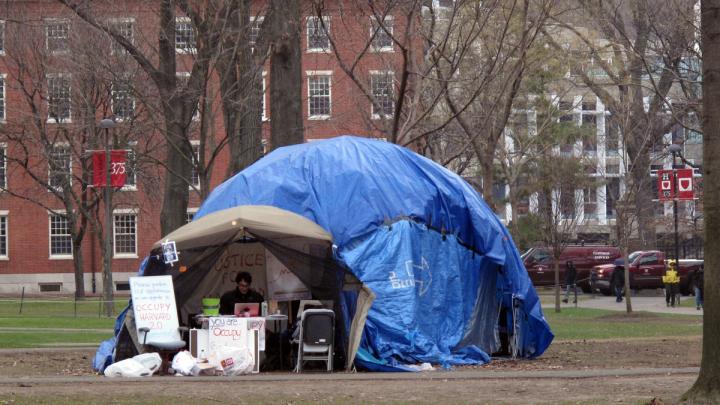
[176,72,200,120]
[583,188,597,219]
[370,71,394,119]
[121,143,137,190]
[0,21,5,54]
[582,114,597,153]
[0,144,6,189]
[46,19,70,53]
[0,75,5,121]
[0,212,7,258]
[307,72,331,119]
[49,213,72,257]
[47,75,71,122]
[261,70,267,121]
[186,208,198,224]
[370,16,393,51]
[175,17,196,53]
[606,178,620,218]
[606,119,619,154]
[113,211,137,256]
[560,185,575,219]
[190,141,200,189]
[249,16,264,46]
[558,101,575,155]
[49,144,71,191]
[307,16,330,51]
[112,79,134,120]
[110,19,133,55]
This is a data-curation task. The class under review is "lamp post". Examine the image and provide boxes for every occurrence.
[99,118,116,317]
[668,143,682,263]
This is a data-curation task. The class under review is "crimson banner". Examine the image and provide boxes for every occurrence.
[92,150,128,187]
[657,169,674,201]
[676,168,694,200]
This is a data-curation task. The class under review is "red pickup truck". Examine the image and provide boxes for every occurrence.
[590,250,703,295]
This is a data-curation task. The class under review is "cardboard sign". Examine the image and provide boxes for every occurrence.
[676,168,694,200]
[207,317,249,352]
[657,169,674,201]
[129,275,179,334]
[266,250,311,301]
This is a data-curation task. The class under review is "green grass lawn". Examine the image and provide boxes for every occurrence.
[0,298,128,318]
[543,307,702,340]
[0,331,113,348]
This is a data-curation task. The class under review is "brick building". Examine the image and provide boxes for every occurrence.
[0,1,413,294]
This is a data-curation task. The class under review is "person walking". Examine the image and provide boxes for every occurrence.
[611,266,625,303]
[562,261,578,304]
[692,265,704,310]
[662,261,681,307]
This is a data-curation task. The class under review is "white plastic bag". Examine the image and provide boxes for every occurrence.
[132,353,162,374]
[170,351,197,376]
[209,346,254,376]
[104,358,152,378]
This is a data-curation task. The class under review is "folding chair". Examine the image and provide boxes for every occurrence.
[137,326,187,375]
[294,308,334,372]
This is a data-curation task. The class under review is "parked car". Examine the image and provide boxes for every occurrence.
[590,250,703,295]
[522,245,622,292]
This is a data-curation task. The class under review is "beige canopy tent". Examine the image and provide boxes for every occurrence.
[145,205,374,370]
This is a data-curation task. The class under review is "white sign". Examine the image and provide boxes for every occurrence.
[208,317,249,352]
[129,275,179,334]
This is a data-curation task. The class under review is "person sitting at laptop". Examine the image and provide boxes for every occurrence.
[219,271,264,315]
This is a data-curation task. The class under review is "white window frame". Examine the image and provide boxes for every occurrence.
[48,211,72,259]
[370,16,394,52]
[306,71,332,120]
[306,16,330,53]
[370,70,395,120]
[0,20,5,56]
[186,207,198,224]
[176,72,200,121]
[189,140,201,190]
[113,209,138,258]
[249,16,264,46]
[46,73,72,123]
[0,142,6,190]
[111,77,135,121]
[45,18,70,54]
[175,17,196,54]
[0,73,6,122]
[108,17,134,55]
[120,141,137,191]
[261,70,268,122]
[0,210,8,260]
[48,142,72,192]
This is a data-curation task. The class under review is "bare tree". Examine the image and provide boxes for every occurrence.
[683,1,720,401]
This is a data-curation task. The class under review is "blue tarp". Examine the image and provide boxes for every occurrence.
[196,136,553,369]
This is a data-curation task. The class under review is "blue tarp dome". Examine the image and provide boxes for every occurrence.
[197,135,553,369]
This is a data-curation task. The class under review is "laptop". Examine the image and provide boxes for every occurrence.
[234,302,260,317]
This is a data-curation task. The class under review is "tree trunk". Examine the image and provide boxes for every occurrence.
[160,119,193,236]
[683,1,720,401]
[220,0,263,177]
[630,150,656,249]
[623,245,632,313]
[72,237,85,299]
[554,258,560,313]
[268,0,303,149]
[481,157,497,211]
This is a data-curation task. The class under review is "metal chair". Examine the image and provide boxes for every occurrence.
[294,308,334,372]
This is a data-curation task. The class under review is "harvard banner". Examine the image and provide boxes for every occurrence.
[676,168,694,200]
[92,150,128,187]
[657,169,674,201]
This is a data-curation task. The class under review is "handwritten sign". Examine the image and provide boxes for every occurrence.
[208,317,249,352]
[129,275,179,334]
[266,250,311,301]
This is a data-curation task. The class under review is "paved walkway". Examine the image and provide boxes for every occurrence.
[546,294,703,316]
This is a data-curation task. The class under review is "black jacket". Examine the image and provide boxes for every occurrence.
[219,288,264,315]
[611,267,625,287]
[565,264,577,285]
[692,269,704,290]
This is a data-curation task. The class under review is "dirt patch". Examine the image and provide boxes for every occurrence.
[0,336,703,403]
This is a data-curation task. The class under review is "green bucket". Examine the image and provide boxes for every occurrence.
[202,298,220,316]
